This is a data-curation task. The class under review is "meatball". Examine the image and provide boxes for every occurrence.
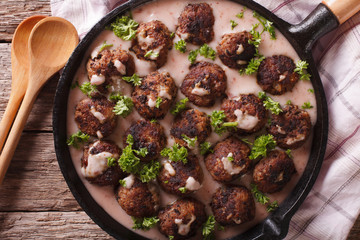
[221,94,267,135]
[115,175,160,217]
[181,62,227,107]
[257,55,300,95]
[123,119,166,162]
[176,3,215,45]
[253,150,296,193]
[158,154,203,196]
[87,48,135,95]
[170,109,211,147]
[75,97,117,138]
[158,198,206,240]
[132,71,177,119]
[205,137,251,182]
[211,185,255,226]
[267,104,311,149]
[81,140,125,185]
[217,31,256,69]
[130,20,173,68]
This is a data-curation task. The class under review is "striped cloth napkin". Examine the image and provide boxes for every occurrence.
[51,0,360,239]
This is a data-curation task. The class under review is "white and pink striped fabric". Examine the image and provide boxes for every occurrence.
[50,0,360,239]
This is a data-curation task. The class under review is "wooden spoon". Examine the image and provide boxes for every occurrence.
[0,17,79,184]
[0,15,46,152]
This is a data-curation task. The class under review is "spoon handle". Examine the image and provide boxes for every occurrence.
[0,89,39,184]
[0,93,24,152]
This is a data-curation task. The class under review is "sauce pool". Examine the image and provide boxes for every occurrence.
[66,0,317,239]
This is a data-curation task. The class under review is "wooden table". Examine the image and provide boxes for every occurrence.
[0,1,359,239]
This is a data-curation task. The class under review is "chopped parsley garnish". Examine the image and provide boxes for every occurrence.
[122,73,143,86]
[132,216,159,230]
[170,98,189,115]
[230,20,238,29]
[227,155,234,162]
[242,138,253,145]
[107,15,139,41]
[118,135,142,174]
[99,41,113,52]
[119,179,126,187]
[170,32,175,38]
[200,142,213,155]
[161,143,188,164]
[181,134,197,148]
[210,110,238,135]
[295,60,311,81]
[107,157,117,167]
[67,131,90,149]
[286,100,292,105]
[113,95,134,117]
[155,97,163,108]
[308,88,314,93]
[302,101,313,109]
[267,200,279,212]
[79,81,97,98]
[175,39,187,53]
[144,50,159,58]
[286,149,293,158]
[188,44,216,64]
[253,11,276,40]
[179,187,187,193]
[139,160,160,183]
[202,215,216,240]
[169,236,174,240]
[236,9,245,19]
[239,55,265,75]
[249,134,276,160]
[249,23,262,50]
[251,184,270,204]
[71,80,79,89]
[150,119,157,123]
[258,91,283,115]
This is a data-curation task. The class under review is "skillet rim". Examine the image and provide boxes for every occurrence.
[53,0,330,239]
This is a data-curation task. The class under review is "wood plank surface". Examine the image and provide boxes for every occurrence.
[0,0,359,239]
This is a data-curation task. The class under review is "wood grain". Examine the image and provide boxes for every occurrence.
[0,0,359,239]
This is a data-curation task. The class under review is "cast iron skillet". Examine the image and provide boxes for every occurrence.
[53,0,360,239]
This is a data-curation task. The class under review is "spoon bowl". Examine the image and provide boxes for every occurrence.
[0,17,78,184]
[0,15,46,153]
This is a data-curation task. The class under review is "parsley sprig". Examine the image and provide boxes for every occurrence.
[175,39,187,53]
[188,44,216,64]
[210,110,238,135]
[112,94,134,117]
[253,11,276,40]
[144,50,159,59]
[107,15,139,41]
[181,134,197,148]
[99,41,113,52]
[249,134,276,160]
[161,143,188,164]
[132,216,159,230]
[251,184,279,212]
[200,142,213,155]
[302,101,313,109]
[107,157,117,167]
[155,97,163,108]
[67,131,90,149]
[202,215,216,240]
[295,60,311,81]
[122,73,142,86]
[79,82,97,98]
[258,91,283,115]
[170,98,188,115]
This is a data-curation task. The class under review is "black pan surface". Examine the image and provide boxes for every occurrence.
[53,0,334,239]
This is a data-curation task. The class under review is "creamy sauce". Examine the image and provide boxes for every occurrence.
[234,109,259,130]
[185,176,202,191]
[123,174,136,189]
[221,152,245,175]
[175,214,196,236]
[66,0,317,239]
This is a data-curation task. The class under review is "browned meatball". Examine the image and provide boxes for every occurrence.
[115,175,160,217]
[181,62,227,107]
[176,3,214,45]
[221,94,268,135]
[130,20,173,68]
[81,140,125,185]
[267,104,311,149]
[132,71,177,120]
[205,137,251,182]
[211,185,255,226]
[217,31,256,69]
[87,48,135,95]
[75,97,116,138]
[123,119,166,162]
[158,154,203,196]
[253,150,296,193]
[257,55,300,95]
[170,109,211,147]
[158,198,206,240]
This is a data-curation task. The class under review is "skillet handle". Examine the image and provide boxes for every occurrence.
[322,0,360,24]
